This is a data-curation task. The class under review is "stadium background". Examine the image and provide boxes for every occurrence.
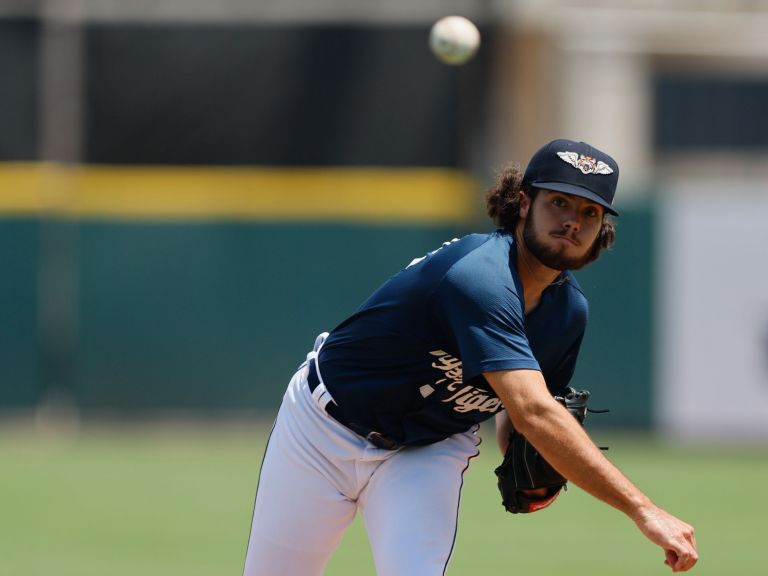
[2,2,657,424]
[2,1,768,575]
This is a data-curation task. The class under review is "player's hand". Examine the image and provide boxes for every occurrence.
[633,505,698,572]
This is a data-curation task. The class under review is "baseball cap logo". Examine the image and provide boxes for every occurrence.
[557,151,614,176]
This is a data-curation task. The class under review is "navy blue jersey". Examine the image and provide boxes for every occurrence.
[317,230,588,446]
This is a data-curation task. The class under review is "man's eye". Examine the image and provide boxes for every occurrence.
[585,208,598,218]
[552,197,566,207]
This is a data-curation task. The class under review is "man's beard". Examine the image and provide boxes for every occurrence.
[522,215,594,271]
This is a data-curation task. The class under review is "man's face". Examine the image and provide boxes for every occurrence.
[521,189,604,271]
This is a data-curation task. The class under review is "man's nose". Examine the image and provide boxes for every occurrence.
[563,212,581,232]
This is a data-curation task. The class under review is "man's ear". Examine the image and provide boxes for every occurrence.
[518,191,531,219]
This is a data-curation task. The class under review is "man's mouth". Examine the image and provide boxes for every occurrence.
[551,233,579,246]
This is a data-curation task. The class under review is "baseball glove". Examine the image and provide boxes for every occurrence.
[494,387,605,514]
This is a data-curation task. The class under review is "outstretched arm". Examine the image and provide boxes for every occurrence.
[485,368,698,573]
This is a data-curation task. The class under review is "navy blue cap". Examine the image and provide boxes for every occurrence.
[522,139,619,216]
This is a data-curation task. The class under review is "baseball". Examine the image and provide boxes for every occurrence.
[429,16,480,65]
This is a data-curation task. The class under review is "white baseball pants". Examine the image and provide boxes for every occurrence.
[243,360,481,576]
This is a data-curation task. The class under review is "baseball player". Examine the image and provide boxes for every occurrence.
[243,139,698,575]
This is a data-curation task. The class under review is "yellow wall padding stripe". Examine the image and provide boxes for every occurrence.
[0,163,479,223]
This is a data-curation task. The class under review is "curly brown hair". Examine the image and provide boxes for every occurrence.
[484,165,616,265]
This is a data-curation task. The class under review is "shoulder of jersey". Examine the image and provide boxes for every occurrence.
[562,272,588,302]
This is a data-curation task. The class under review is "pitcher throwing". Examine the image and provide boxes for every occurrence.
[242,139,698,575]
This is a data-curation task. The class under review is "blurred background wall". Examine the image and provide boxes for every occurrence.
[2,0,767,440]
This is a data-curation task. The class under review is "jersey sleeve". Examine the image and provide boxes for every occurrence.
[431,262,540,381]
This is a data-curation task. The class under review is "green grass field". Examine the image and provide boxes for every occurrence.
[1,419,766,576]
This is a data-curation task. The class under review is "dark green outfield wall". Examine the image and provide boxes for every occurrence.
[0,219,39,407]
[3,208,653,426]
[74,221,469,410]
[572,205,654,428]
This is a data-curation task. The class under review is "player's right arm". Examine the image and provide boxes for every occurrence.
[485,368,699,573]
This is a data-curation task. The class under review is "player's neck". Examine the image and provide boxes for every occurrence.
[514,231,561,315]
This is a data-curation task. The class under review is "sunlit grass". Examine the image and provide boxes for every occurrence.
[1,420,765,575]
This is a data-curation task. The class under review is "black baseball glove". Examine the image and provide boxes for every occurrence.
[494,387,604,514]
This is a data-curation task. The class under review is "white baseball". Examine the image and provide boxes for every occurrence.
[429,16,480,66]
